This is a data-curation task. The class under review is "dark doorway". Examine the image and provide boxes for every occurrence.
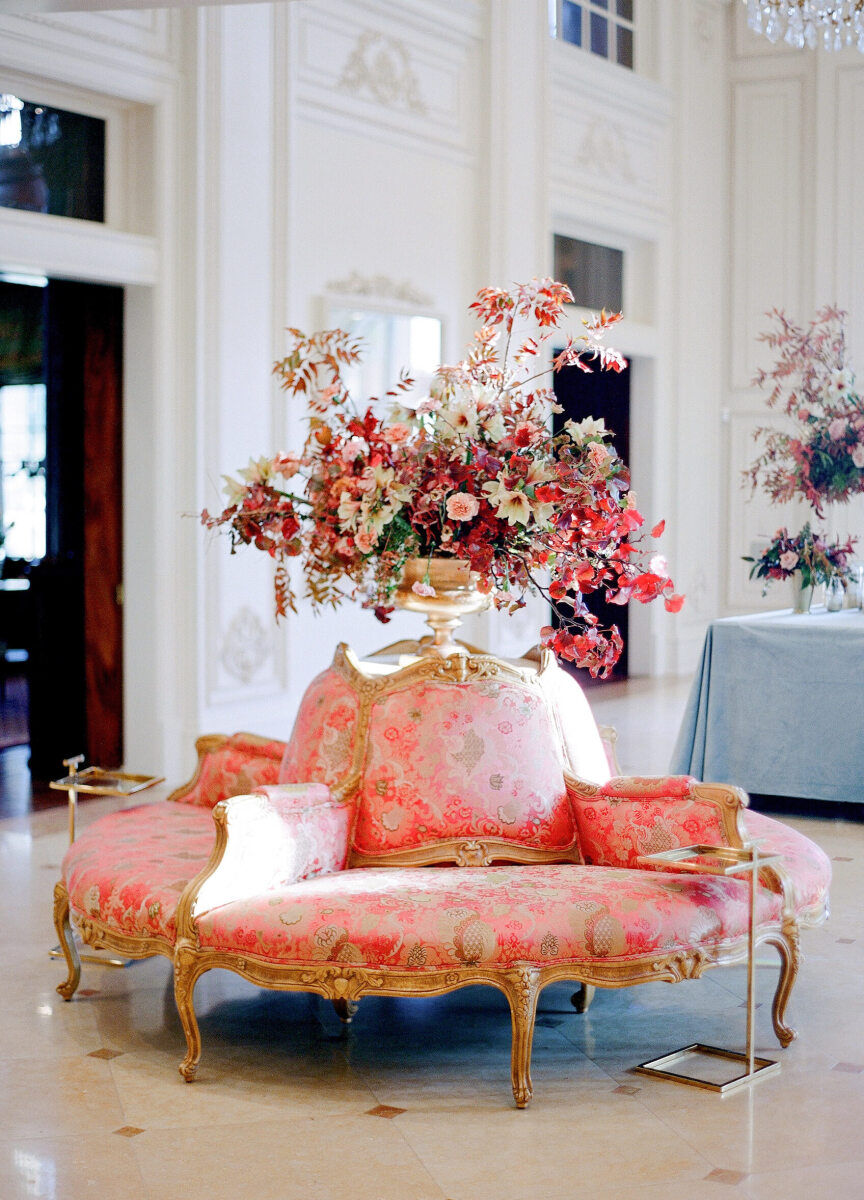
[552,354,631,682]
[0,276,123,802]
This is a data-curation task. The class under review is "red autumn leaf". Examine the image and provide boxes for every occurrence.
[664,593,685,613]
[651,519,666,538]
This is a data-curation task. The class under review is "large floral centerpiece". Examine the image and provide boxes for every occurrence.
[746,306,864,515]
[202,279,681,677]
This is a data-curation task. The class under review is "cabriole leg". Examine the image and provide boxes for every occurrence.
[332,998,359,1024]
[506,968,541,1109]
[174,940,204,1081]
[765,923,800,1048]
[53,881,81,1001]
[570,983,596,1014]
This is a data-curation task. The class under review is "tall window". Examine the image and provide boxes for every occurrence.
[549,0,635,70]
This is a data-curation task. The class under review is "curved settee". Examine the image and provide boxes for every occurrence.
[53,646,830,1107]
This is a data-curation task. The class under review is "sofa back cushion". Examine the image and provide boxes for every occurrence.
[534,659,612,784]
[279,665,360,790]
[173,733,285,808]
[350,676,577,864]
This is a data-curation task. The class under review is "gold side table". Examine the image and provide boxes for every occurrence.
[49,755,164,967]
[634,842,782,1094]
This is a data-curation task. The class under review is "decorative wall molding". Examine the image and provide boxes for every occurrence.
[323,270,433,308]
[292,1,479,167]
[573,120,637,186]
[337,30,427,115]
[220,607,271,685]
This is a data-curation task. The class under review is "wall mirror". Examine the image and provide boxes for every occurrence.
[325,302,442,412]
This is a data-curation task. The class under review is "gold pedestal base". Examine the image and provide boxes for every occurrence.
[636,1043,780,1094]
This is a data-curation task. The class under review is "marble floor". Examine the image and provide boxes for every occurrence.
[1,678,861,1200]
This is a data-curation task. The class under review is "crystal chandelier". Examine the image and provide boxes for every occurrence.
[745,1,864,50]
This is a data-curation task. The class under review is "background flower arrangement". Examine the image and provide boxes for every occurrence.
[745,305,861,600]
[202,279,682,676]
[746,306,864,513]
[744,524,856,594]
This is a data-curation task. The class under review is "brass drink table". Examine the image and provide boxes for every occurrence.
[49,755,164,967]
[634,843,782,1093]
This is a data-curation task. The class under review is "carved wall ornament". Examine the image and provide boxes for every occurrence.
[337,30,428,116]
[574,120,637,186]
[220,606,270,685]
[323,270,434,309]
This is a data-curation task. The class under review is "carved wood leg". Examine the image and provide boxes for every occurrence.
[53,881,81,1001]
[332,998,359,1024]
[765,922,800,1048]
[505,967,541,1109]
[570,983,596,1014]
[174,940,204,1081]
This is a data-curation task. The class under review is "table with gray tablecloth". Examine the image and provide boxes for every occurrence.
[670,608,864,804]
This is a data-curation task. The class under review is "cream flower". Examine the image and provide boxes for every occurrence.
[481,413,506,442]
[565,416,606,444]
[852,443,864,469]
[411,580,436,597]
[482,479,531,525]
[779,550,799,571]
[438,392,479,441]
[828,417,848,441]
[222,474,248,504]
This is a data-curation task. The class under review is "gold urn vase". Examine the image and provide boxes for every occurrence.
[393,557,490,657]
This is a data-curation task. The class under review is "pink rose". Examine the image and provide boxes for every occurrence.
[797,408,811,421]
[333,537,354,558]
[828,417,848,441]
[852,443,864,469]
[446,493,480,521]
[354,529,375,554]
[779,550,798,571]
[412,580,436,597]
[340,437,366,464]
[273,452,302,479]
[386,423,411,445]
[588,442,610,467]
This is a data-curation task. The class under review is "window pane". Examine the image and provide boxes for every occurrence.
[590,12,609,56]
[561,1,583,46]
[0,94,105,223]
[616,0,634,21]
[553,235,624,313]
[616,25,634,68]
[592,0,609,8]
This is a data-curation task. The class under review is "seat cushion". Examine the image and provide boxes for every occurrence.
[175,733,286,809]
[195,863,783,971]
[351,678,577,862]
[62,802,215,943]
[742,810,831,920]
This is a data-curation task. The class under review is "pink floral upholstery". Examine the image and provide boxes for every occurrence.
[280,666,360,789]
[569,776,730,869]
[195,863,783,969]
[351,679,576,861]
[193,786,351,916]
[173,734,286,809]
[742,810,831,918]
[62,802,214,941]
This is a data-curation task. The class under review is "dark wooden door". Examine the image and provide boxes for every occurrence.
[29,280,123,775]
[552,356,631,681]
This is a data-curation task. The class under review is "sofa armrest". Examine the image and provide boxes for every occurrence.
[167,732,288,809]
[566,773,749,869]
[177,783,351,936]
